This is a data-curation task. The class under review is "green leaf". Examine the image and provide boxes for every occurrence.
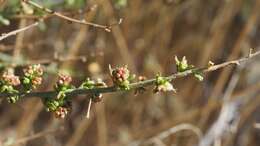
[114,0,128,9]
[22,2,34,14]
[80,78,95,89]
[23,77,31,84]
[194,73,204,81]
[0,15,10,26]
[65,0,86,9]
[175,56,189,72]
[7,95,19,103]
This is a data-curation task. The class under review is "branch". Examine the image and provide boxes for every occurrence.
[0,1,108,41]
[6,128,62,146]
[0,21,39,42]
[0,50,259,99]
[22,0,117,32]
[129,123,202,146]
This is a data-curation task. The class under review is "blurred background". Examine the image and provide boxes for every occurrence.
[0,0,260,146]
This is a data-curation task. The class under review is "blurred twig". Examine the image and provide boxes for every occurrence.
[198,65,245,146]
[22,0,116,32]
[97,0,136,71]
[5,128,62,146]
[209,0,260,102]
[198,100,241,146]
[129,123,202,146]
[0,21,39,42]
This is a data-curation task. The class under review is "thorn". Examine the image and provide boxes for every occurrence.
[86,98,92,119]
[105,27,112,32]
[118,18,123,24]
[249,48,253,58]
[105,18,123,32]
[108,64,113,75]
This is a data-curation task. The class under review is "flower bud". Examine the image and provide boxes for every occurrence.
[110,65,132,90]
[2,71,20,86]
[57,73,72,86]
[54,107,69,119]
[22,64,43,91]
[153,74,176,93]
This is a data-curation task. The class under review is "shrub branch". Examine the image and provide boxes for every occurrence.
[22,0,116,32]
[0,49,259,100]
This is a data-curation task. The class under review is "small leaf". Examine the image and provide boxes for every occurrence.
[80,78,95,89]
[194,73,204,81]
[175,56,189,72]
[0,14,10,25]
[22,2,34,14]
[114,0,127,9]
[23,77,30,84]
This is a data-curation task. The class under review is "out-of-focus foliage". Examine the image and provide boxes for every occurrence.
[113,0,128,9]
[0,0,87,25]
[0,0,20,25]
[64,0,86,9]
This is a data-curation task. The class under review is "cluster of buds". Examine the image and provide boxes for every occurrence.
[54,107,69,119]
[153,74,176,93]
[44,97,72,119]
[1,71,20,86]
[175,56,204,81]
[44,98,60,112]
[55,74,72,89]
[22,64,43,92]
[109,65,135,90]
[54,73,74,96]
[80,78,107,102]
[56,74,72,86]
[44,73,74,119]
[0,70,20,103]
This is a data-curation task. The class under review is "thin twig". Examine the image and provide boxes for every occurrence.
[198,100,241,146]
[22,0,115,32]
[6,128,62,146]
[128,123,202,146]
[0,50,259,99]
[222,64,245,102]
[198,61,246,146]
[148,123,202,143]
[0,22,39,42]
